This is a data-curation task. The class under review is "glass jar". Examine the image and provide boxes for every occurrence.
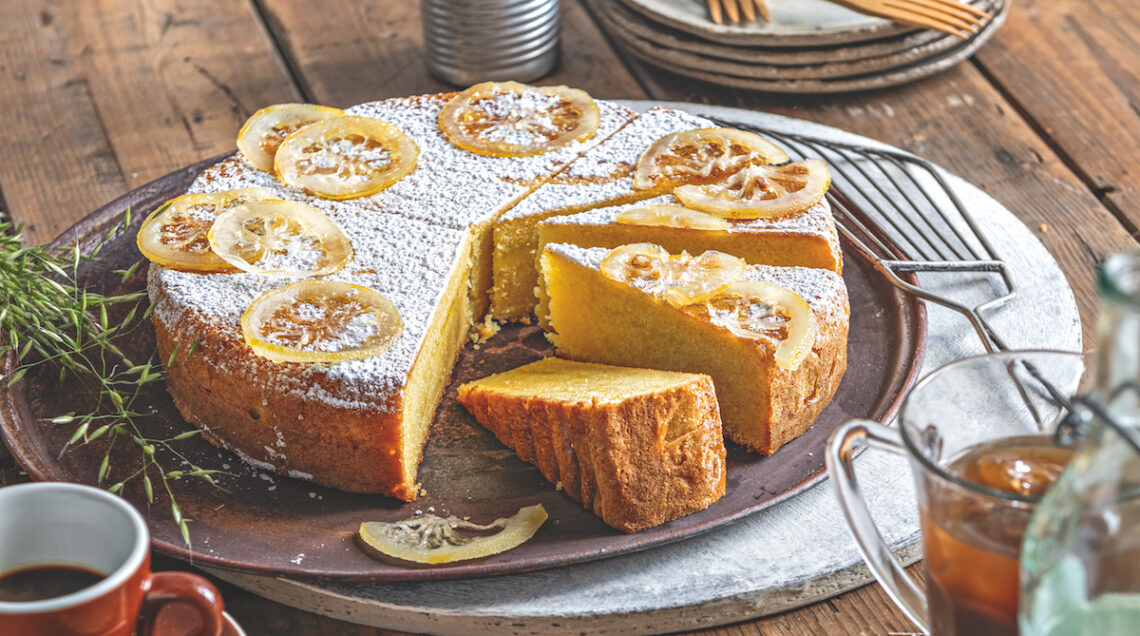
[1020,250,1140,635]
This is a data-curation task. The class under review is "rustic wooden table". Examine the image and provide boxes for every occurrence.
[1,0,1137,634]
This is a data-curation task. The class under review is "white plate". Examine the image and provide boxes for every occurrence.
[616,0,916,46]
[205,101,1081,636]
[595,0,992,81]
[597,0,955,66]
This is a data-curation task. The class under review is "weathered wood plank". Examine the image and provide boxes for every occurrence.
[609,53,1137,348]
[254,0,648,108]
[0,0,301,244]
[973,0,1140,235]
[0,3,128,242]
[697,568,926,635]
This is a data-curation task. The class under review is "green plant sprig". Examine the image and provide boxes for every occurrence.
[0,214,217,545]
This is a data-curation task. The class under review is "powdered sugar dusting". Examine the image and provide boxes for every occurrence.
[152,207,467,406]
[339,95,635,230]
[502,107,714,221]
[190,96,634,233]
[471,90,562,146]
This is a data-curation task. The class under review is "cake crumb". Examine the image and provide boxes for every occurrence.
[469,314,501,344]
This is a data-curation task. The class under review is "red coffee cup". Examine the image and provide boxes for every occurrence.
[0,482,225,636]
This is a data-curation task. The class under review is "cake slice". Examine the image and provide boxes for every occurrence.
[457,358,726,533]
[536,194,843,284]
[538,243,849,454]
[491,107,715,321]
[152,212,475,499]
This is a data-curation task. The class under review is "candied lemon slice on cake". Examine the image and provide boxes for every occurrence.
[615,204,730,231]
[208,200,352,276]
[599,243,673,295]
[274,116,419,199]
[438,81,601,157]
[242,281,402,363]
[674,159,830,220]
[690,280,817,370]
[236,103,346,173]
[358,504,548,564]
[633,128,790,191]
[663,250,747,308]
[601,244,746,305]
[137,188,276,272]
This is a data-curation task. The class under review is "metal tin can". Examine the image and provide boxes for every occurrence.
[421,0,561,85]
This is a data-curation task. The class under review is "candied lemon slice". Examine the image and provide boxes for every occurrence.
[137,188,276,272]
[242,281,402,363]
[439,81,600,157]
[674,159,830,220]
[602,244,746,306]
[599,243,673,295]
[633,128,790,191]
[616,205,730,231]
[208,200,352,276]
[274,116,419,199]
[237,103,345,173]
[359,504,548,564]
[663,250,747,308]
[695,280,817,370]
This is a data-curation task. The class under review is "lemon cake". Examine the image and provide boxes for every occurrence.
[538,243,849,454]
[457,358,726,533]
[143,81,850,500]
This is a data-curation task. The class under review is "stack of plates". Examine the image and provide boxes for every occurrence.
[585,0,1007,93]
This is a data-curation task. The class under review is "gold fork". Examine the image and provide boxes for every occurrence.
[706,0,770,25]
[824,0,991,38]
[705,0,988,37]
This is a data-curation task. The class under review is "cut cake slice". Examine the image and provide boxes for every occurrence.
[457,357,726,533]
[151,212,474,499]
[538,243,849,454]
[491,107,715,321]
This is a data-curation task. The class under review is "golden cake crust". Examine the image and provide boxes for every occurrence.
[457,359,726,533]
[152,278,415,498]
[540,243,849,455]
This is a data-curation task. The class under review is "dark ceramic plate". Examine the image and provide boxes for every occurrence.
[0,138,925,584]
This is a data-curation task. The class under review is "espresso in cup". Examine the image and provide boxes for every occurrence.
[0,565,105,603]
[0,481,225,636]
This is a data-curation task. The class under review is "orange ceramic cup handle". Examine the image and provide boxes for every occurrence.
[138,571,225,636]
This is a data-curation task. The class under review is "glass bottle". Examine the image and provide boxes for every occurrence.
[1020,249,1140,635]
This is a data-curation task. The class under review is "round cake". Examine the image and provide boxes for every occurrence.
[144,83,848,501]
